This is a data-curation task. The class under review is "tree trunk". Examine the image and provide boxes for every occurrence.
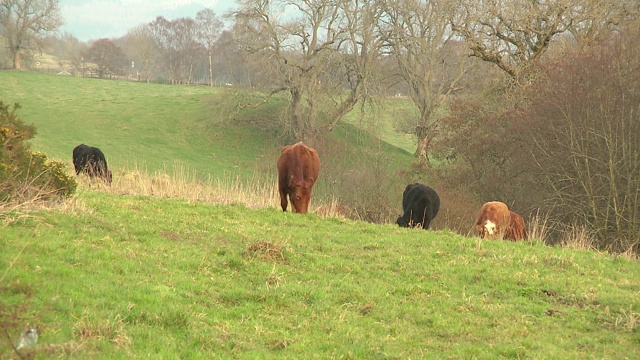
[290,88,305,141]
[209,53,213,87]
[414,124,433,167]
[415,134,431,167]
[13,49,22,70]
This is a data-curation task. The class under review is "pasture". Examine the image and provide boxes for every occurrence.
[0,71,278,179]
[1,71,639,358]
[0,71,418,222]
[2,187,640,358]
[0,71,415,179]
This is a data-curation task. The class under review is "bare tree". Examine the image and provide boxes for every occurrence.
[520,28,640,252]
[172,17,202,84]
[450,0,638,81]
[213,29,250,85]
[123,25,159,83]
[0,0,63,70]
[47,32,87,74]
[231,0,387,141]
[146,16,204,84]
[148,16,179,83]
[382,0,472,166]
[565,1,638,47]
[196,8,224,86]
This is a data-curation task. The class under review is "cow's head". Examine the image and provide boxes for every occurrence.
[396,215,409,227]
[289,176,314,214]
[477,220,497,239]
[396,213,423,228]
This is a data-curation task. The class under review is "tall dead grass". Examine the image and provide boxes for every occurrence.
[83,164,349,218]
[0,174,76,224]
[98,164,279,209]
[6,163,638,259]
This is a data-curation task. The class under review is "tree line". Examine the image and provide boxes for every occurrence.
[1,0,639,252]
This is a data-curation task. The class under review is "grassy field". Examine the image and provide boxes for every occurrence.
[2,187,639,359]
[0,71,418,217]
[0,71,416,178]
[1,71,639,358]
[0,71,279,179]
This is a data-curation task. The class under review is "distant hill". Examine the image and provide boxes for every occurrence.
[0,71,418,215]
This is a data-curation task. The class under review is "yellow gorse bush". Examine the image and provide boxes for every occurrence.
[0,101,76,202]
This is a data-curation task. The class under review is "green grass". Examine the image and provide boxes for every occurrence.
[0,71,415,181]
[2,71,638,358]
[342,97,418,154]
[2,190,639,358]
[0,70,418,219]
[0,71,281,178]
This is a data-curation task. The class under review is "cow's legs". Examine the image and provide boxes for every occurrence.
[279,188,288,212]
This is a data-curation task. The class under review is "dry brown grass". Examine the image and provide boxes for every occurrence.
[89,164,354,218]
[314,197,356,219]
[245,240,289,262]
[98,165,279,210]
[0,192,70,226]
[72,312,131,347]
[527,213,550,243]
[559,224,599,252]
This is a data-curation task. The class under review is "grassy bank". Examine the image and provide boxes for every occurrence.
[2,186,639,358]
[0,71,415,178]
[1,71,281,178]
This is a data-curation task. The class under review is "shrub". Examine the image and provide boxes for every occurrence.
[432,28,640,253]
[25,151,77,198]
[516,29,640,253]
[314,135,405,224]
[0,102,35,180]
[0,101,76,203]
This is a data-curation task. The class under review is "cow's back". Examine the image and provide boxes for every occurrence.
[397,183,440,229]
[504,211,527,241]
[278,143,319,181]
[277,142,320,213]
[72,144,91,174]
[72,144,112,183]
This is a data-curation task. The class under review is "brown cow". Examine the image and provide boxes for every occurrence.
[475,201,511,240]
[504,211,528,241]
[277,142,320,214]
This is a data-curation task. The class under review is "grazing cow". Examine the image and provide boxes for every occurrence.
[277,142,320,214]
[396,183,440,230]
[504,211,528,241]
[475,201,511,240]
[72,144,112,183]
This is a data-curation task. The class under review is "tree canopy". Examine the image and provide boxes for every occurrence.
[0,0,63,70]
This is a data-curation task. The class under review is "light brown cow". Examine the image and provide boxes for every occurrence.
[504,211,528,241]
[277,142,320,214]
[475,201,511,240]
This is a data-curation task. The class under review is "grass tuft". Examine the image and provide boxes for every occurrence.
[73,313,131,347]
[245,241,289,263]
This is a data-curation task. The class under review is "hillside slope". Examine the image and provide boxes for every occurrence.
[0,71,275,178]
[0,71,415,181]
[1,190,639,358]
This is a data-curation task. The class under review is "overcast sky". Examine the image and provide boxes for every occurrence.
[59,0,237,42]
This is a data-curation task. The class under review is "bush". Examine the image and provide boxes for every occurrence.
[516,29,640,253]
[432,28,640,253]
[433,28,640,253]
[0,101,76,203]
[314,135,406,224]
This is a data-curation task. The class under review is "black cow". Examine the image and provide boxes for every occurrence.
[396,183,440,230]
[72,144,112,183]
